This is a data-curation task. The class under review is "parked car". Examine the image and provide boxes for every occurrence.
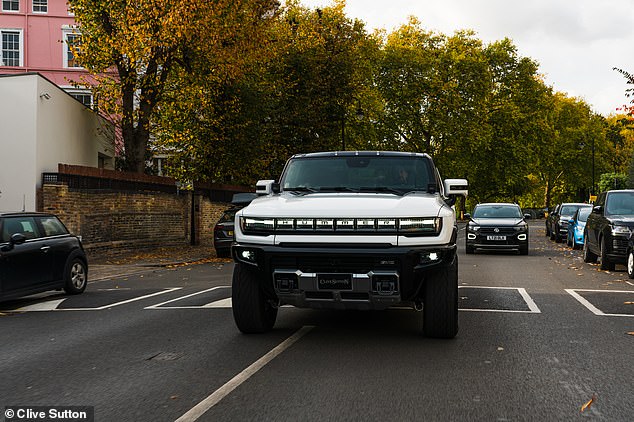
[584,190,634,270]
[566,206,592,249]
[0,212,87,302]
[465,203,530,255]
[546,203,589,242]
[213,193,257,258]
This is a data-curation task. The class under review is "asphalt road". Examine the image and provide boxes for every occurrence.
[1,221,633,421]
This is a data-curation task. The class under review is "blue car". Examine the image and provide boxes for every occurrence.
[566,206,592,249]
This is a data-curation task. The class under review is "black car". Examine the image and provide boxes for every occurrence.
[213,193,257,258]
[465,203,530,255]
[584,190,634,271]
[0,212,88,302]
[546,202,590,242]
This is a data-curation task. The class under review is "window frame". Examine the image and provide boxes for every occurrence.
[32,0,48,13]
[0,28,23,67]
[2,0,19,12]
[62,27,83,69]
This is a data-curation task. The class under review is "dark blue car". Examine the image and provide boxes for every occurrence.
[566,206,592,249]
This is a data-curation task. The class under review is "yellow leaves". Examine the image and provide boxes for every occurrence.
[580,394,596,412]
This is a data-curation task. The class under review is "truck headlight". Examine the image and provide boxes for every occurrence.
[611,225,631,236]
[398,217,441,235]
[240,217,275,234]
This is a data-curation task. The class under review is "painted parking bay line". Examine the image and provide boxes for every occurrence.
[459,286,542,313]
[13,288,182,312]
[145,286,231,309]
[175,325,314,422]
[566,289,634,317]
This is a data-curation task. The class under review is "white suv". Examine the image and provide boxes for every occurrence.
[231,151,467,338]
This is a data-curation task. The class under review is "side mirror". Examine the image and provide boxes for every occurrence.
[592,205,603,214]
[2,232,26,251]
[568,218,574,224]
[464,213,471,220]
[524,213,532,220]
[444,179,468,197]
[255,180,276,195]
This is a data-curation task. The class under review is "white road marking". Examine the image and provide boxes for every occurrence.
[203,298,233,308]
[459,286,542,313]
[175,325,314,422]
[566,289,634,317]
[14,299,67,312]
[145,286,230,309]
[626,281,634,286]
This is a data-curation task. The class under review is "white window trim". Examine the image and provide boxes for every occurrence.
[0,28,24,67]
[1,0,20,13]
[63,86,94,108]
[32,0,48,14]
[62,27,83,69]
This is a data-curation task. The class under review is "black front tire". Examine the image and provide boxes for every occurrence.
[465,244,474,254]
[63,257,87,295]
[422,255,458,339]
[519,244,529,255]
[599,238,615,271]
[232,263,278,333]
[215,248,230,258]
[583,235,597,263]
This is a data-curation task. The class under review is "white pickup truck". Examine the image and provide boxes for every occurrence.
[231,151,467,338]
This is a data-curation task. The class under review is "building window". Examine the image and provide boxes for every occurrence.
[65,88,94,108]
[33,0,47,13]
[1,30,21,67]
[2,0,19,12]
[63,30,82,68]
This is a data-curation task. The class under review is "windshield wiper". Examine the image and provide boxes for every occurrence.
[318,186,360,193]
[359,186,405,196]
[284,186,318,195]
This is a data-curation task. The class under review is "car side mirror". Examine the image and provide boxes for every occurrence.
[10,233,26,245]
[524,213,532,220]
[568,218,574,224]
[592,205,603,214]
[463,213,471,219]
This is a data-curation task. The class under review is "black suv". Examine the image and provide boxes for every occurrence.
[583,190,634,270]
[0,212,88,301]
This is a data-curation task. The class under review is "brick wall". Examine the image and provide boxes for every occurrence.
[40,166,247,258]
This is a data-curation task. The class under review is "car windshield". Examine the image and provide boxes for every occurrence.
[605,192,634,216]
[472,205,521,219]
[280,156,433,194]
[577,207,591,222]
[560,205,583,216]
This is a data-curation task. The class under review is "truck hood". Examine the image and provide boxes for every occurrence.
[470,217,525,226]
[607,215,634,226]
[240,192,448,218]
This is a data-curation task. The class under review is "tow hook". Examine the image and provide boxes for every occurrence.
[414,301,423,311]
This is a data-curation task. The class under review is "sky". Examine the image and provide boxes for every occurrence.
[299,0,634,116]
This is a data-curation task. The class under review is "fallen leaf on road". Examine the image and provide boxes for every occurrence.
[627,332,634,336]
[170,395,180,400]
[497,347,504,351]
[624,301,634,305]
[581,394,596,412]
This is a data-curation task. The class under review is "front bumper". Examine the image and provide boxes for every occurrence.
[466,231,528,251]
[232,242,456,310]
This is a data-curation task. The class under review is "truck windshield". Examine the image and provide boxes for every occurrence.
[280,156,433,194]
[605,192,634,216]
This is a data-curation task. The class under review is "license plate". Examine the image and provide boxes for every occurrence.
[317,273,352,290]
[487,235,506,241]
[228,230,234,236]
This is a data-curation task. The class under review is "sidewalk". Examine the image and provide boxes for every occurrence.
[88,245,231,281]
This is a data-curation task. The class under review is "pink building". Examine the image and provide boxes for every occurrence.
[0,0,93,106]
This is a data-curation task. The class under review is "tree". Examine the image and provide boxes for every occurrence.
[71,0,279,173]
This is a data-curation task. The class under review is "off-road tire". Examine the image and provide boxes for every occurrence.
[422,255,458,339]
[232,263,278,333]
[63,257,87,295]
[583,235,597,263]
[599,238,615,271]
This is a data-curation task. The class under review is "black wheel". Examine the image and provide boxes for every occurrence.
[422,255,458,339]
[232,263,278,333]
[550,228,556,241]
[554,226,562,243]
[545,224,550,237]
[566,234,572,247]
[465,244,474,254]
[628,250,634,279]
[215,248,230,258]
[63,257,87,295]
[599,238,615,271]
[583,234,597,263]
[519,244,529,255]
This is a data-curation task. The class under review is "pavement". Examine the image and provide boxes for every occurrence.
[88,245,232,281]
